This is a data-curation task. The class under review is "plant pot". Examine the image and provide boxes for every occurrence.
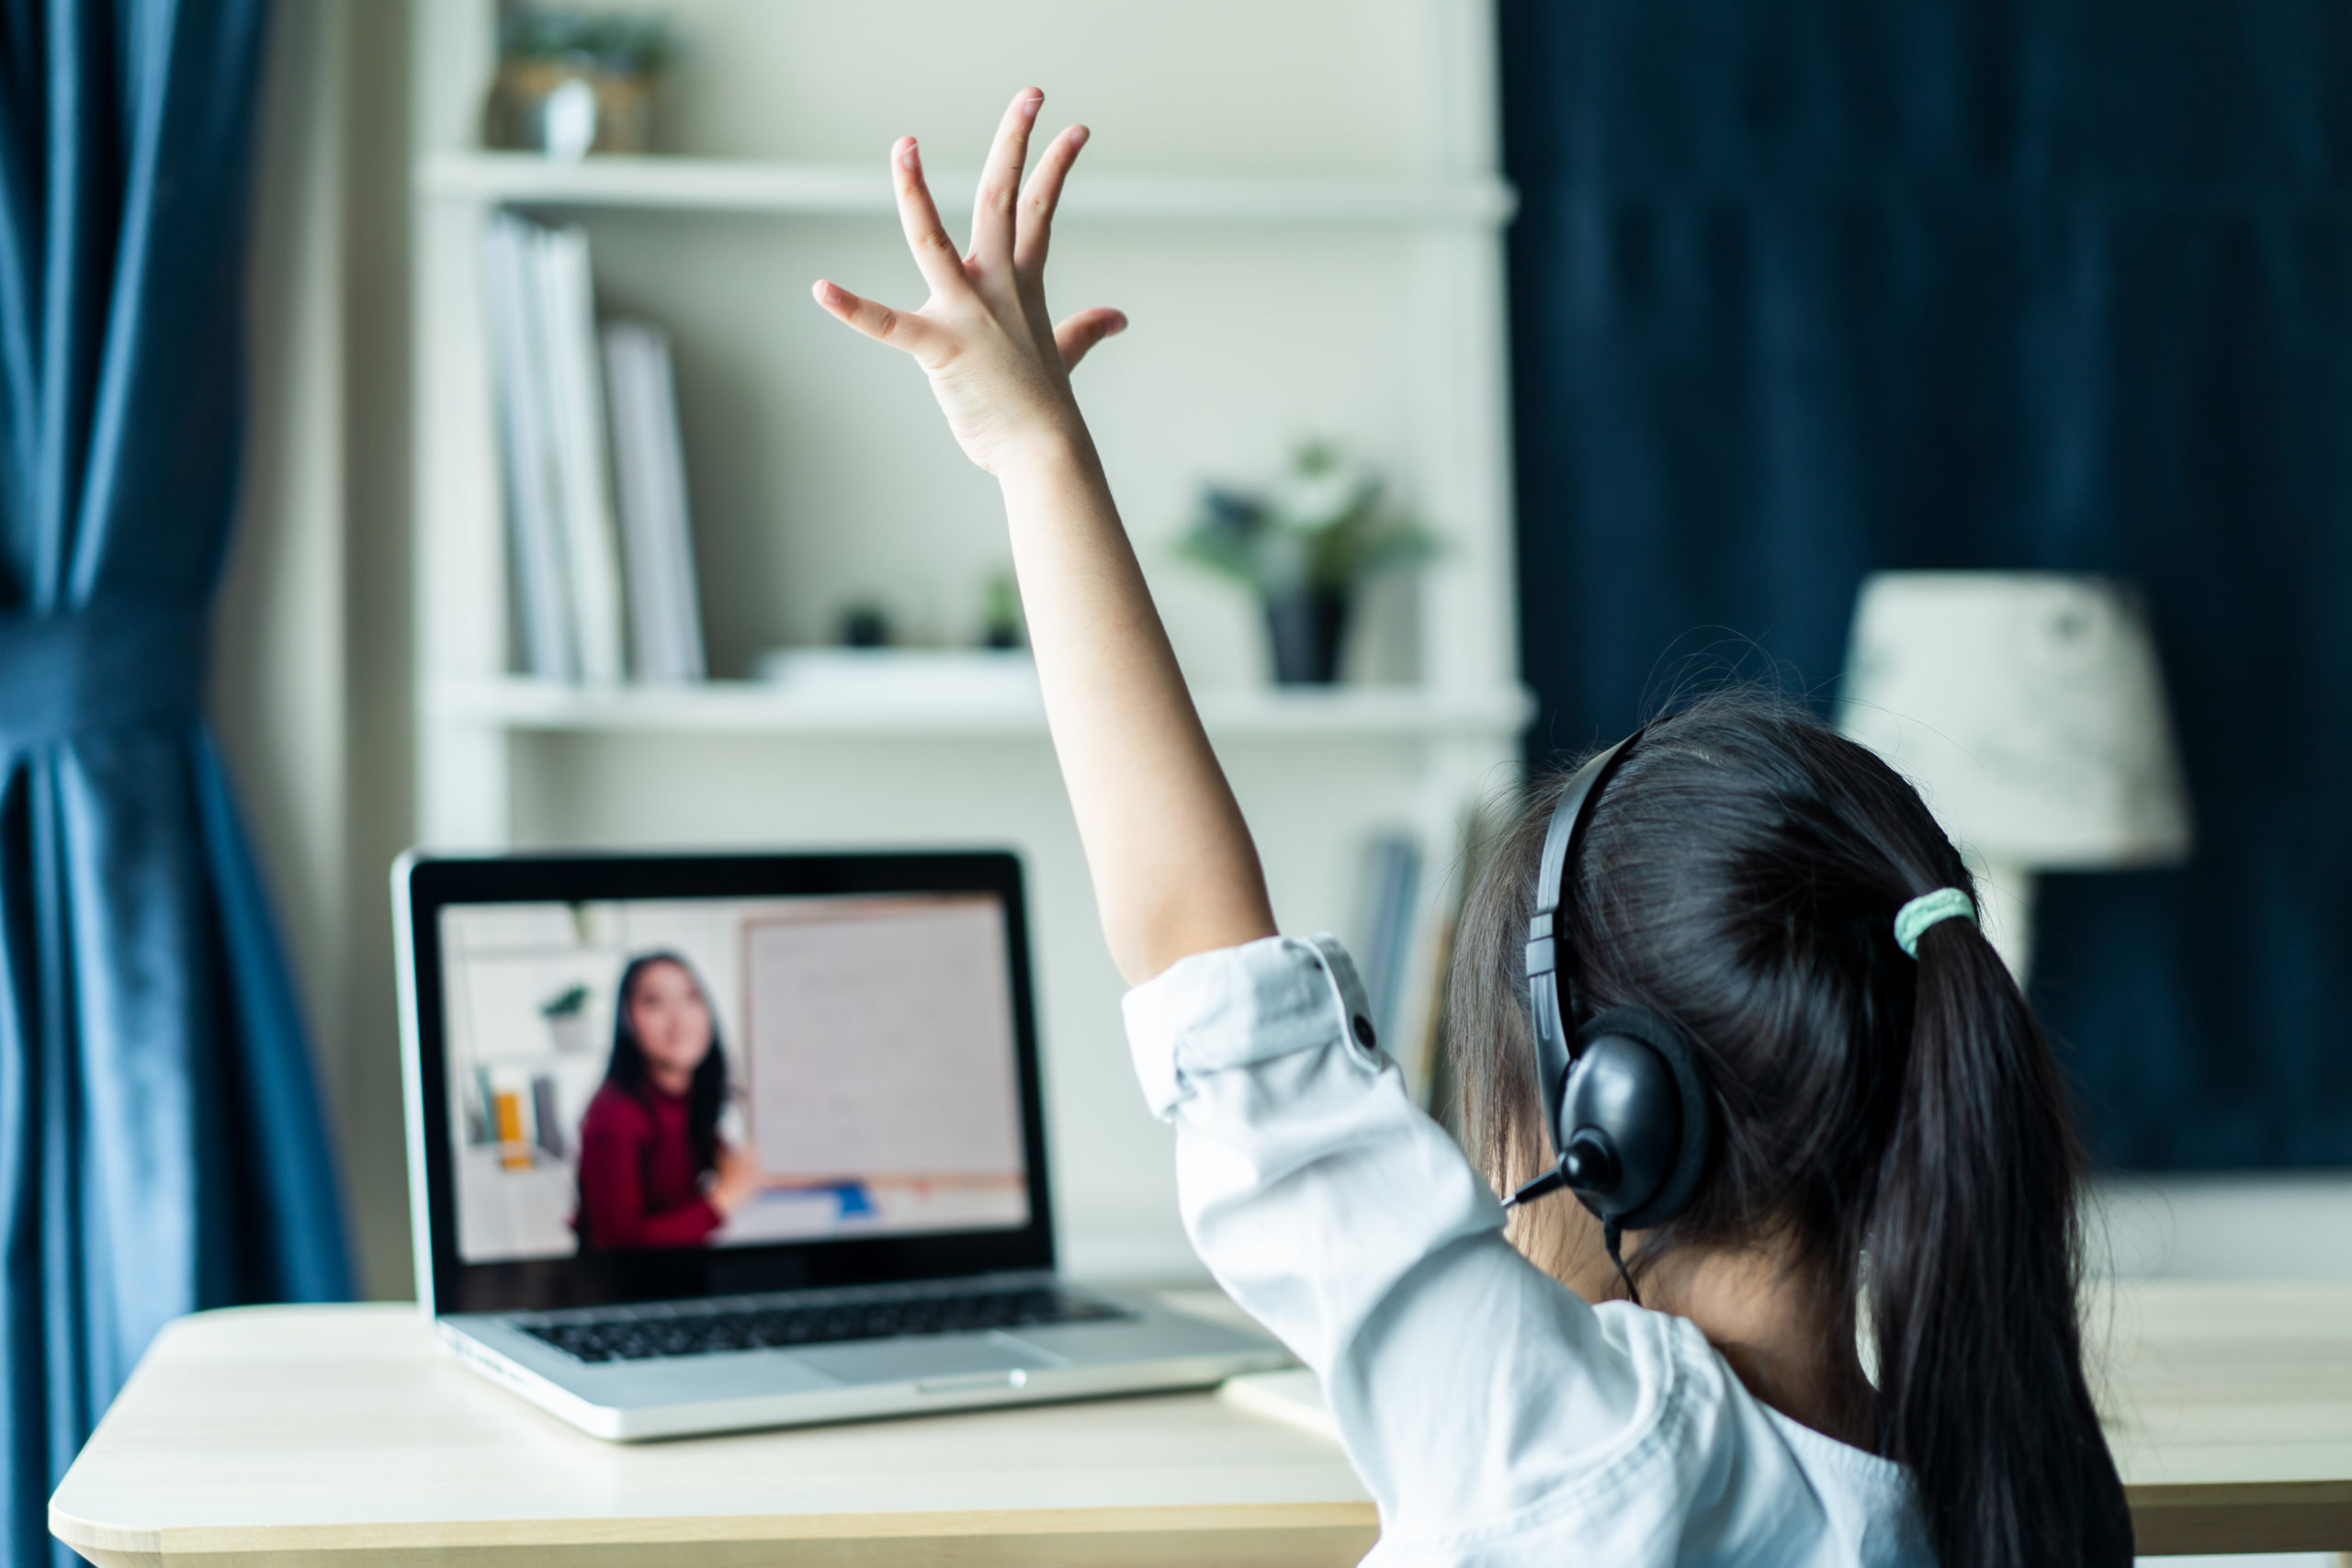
[1263,589,1351,685]
[485,60,655,159]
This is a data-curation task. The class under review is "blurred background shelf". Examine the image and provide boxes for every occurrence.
[411,0,1523,1284]
[426,675,1536,739]
[418,151,1520,225]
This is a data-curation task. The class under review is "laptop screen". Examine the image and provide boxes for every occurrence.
[401,852,1053,1314]
[440,892,1030,1265]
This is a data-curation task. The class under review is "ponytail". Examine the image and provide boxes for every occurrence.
[1867,913,2132,1568]
[1445,691,2134,1568]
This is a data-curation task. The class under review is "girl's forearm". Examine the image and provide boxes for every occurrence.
[812,92,1270,980]
[997,430,1276,984]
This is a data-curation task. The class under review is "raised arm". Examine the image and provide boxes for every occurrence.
[812,90,1274,982]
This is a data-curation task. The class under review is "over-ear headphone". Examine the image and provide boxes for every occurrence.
[1507,731,1716,1246]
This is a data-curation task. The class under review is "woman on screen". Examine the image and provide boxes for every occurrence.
[573,953,759,1249]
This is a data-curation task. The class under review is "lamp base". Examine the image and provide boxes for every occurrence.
[1963,853,2037,987]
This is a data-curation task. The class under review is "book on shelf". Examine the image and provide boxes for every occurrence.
[481,213,577,680]
[536,223,627,682]
[482,214,705,683]
[1351,831,1421,1066]
[603,321,707,683]
[1408,800,1510,1134]
[530,1074,568,1159]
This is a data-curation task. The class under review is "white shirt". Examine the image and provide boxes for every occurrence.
[1124,933,1932,1568]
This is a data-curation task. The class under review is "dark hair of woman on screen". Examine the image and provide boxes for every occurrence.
[572,952,758,1249]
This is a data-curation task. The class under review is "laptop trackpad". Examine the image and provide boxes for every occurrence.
[795,1334,1047,1387]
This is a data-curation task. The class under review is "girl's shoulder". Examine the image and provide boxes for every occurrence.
[1634,1307,1930,1567]
[1366,1299,1929,1568]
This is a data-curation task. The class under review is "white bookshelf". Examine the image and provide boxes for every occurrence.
[427,675,1533,739]
[410,0,1524,1280]
[419,150,1518,225]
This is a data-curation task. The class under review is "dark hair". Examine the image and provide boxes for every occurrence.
[604,952,729,1175]
[1449,690,2132,1568]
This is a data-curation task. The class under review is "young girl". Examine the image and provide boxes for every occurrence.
[812,90,2132,1568]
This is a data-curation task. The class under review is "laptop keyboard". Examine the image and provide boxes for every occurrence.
[520,1281,1134,1363]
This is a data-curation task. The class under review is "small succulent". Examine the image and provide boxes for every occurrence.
[1177,440,1432,598]
[539,983,591,1019]
[500,6,679,75]
[980,570,1024,649]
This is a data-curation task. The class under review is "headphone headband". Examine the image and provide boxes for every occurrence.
[1525,730,1645,1118]
[1515,725,1714,1258]
[1532,728,1646,925]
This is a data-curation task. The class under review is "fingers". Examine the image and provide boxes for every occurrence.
[1015,124,1088,278]
[1055,306,1127,370]
[810,278,948,362]
[889,137,970,300]
[969,88,1044,274]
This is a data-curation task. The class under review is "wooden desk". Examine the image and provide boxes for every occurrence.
[2094,1280,2352,1555]
[51,1281,2352,1564]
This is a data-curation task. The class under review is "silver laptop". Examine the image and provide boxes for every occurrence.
[394,847,1287,1439]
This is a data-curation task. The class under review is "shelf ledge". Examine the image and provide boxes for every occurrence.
[424,677,1535,740]
[416,152,1518,226]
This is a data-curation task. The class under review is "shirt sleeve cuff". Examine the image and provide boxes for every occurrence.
[1122,933,1383,1120]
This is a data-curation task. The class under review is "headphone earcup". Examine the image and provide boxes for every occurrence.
[1558,1007,1714,1230]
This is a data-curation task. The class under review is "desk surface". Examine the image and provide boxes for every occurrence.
[51,1281,2352,1564]
[2096,1280,2352,1554]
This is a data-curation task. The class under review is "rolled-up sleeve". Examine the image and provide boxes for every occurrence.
[1123,935,1657,1544]
[1124,935,1499,1369]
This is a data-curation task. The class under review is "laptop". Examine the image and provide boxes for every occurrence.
[394,848,1288,1439]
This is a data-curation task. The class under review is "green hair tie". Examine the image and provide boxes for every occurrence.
[1894,887,1976,958]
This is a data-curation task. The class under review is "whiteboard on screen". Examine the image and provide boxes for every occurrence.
[742,898,1024,1179]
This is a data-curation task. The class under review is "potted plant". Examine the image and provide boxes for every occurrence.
[540,982,594,1055]
[483,6,680,160]
[1177,441,1432,684]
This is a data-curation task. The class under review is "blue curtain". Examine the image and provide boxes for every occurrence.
[0,2,352,1562]
[1501,1,2352,1168]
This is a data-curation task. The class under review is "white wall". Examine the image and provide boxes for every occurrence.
[649,0,1440,175]
[215,0,348,1082]
[213,0,417,1299]
[579,212,1426,682]
[2089,1174,2352,1280]
[588,0,1460,688]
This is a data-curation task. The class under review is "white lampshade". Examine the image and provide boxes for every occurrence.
[1836,573,2191,982]
[1837,572,2192,868]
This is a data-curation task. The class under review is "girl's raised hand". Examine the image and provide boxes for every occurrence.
[810,88,1126,475]
[811,89,1272,984]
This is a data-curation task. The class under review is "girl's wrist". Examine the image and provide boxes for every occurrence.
[993,418,1100,489]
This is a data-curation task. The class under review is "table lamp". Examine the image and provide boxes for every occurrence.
[1835,572,2192,983]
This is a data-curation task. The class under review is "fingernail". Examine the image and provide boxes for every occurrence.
[1109,312,1127,333]
[899,139,920,171]
[1069,125,1090,149]
[1020,91,1042,118]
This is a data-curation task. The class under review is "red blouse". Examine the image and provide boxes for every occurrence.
[572,1081,722,1249]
